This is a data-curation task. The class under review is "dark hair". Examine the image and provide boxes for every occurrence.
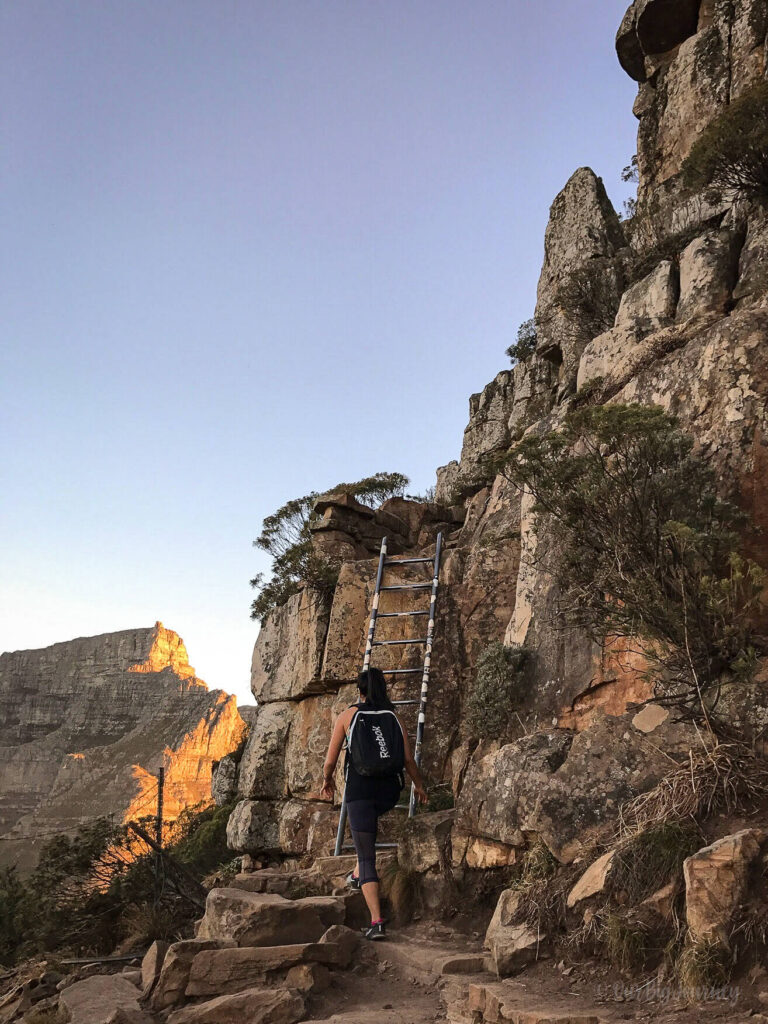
[358,667,394,710]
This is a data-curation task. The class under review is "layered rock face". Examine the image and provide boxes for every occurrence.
[228,0,768,871]
[0,622,247,870]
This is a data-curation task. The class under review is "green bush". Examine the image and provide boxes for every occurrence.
[490,405,765,718]
[465,642,529,738]
[506,319,537,364]
[250,471,409,621]
[682,81,768,200]
[553,259,623,341]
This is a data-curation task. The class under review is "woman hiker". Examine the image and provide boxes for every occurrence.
[321,666,429,940]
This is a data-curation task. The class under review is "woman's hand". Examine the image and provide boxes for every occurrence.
[320,777,335,802]
[415,784,429,805]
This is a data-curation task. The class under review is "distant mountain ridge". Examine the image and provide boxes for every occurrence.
[0,622,247,871]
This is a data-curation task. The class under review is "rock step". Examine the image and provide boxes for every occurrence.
[453,980,610,1024]
[167,985,304,1024]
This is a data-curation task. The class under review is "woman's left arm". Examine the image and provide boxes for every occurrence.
[320,713,348,801]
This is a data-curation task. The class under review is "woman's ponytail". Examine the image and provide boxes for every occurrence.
[358,667,394,710]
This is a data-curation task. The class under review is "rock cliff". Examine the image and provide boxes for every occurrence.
[225,0,768,881]
[0,623,248,870]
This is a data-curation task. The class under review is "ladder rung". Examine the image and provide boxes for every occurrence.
[382,668,422,675]
[378,610,429,618]
[393,804,410,810]
[384,557,433,565]
[380,583,432,591]
[372,638,428,646]
[392,699,419,706]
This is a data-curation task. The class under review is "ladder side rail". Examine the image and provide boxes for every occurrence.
[408,531,443,817]
[333,537,388,856]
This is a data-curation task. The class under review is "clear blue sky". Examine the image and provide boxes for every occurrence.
[1,1,637,704]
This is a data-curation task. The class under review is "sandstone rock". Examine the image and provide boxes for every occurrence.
[284,962,331,995]
[464,836,517,870]
[278,799,337,857]
[140,940,169,997]
[484,889,544,977]
[167,987,304,1024]
[456,713,698,862]
[150,939,236,1011]
[398,810,454,874]
[577,324,642,390]
[211,756,238,806]
[615,260,678,333]
[635,0,700,57]
[677,228,741,321]
[284,694,337,798]
[59,976,141,1024]
[435,460,461,505]
[185,945,312,997]
[640,881,678,922]
[317,924,361,968]
[457,371,515,482]
[683,829,766,942]
[567,851,616,908]
[104,1008,152,1024]
[616,3,646,81]
[197,889,328,947]
[631,703,669,734]
[236,703,291,800]
[250,589,331,703]
[226,800,281,854]
[635,25,730,192]
[0,625,247,871]
[734,204,768,307]
[534,167,625,391]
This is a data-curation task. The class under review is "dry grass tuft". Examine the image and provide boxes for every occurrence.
[611,822,700,905]
[617,743,768,836]
[676,935,731,989]
[379,861,417,925]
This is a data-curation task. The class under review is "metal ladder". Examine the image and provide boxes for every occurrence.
[333,531,443,856]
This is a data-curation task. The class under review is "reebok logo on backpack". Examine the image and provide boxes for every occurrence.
[347,708,405,778]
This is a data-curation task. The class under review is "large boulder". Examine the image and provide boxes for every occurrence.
[677,226,741,321]
[166,988,303,1024]
[683,829,766,942]
[237,703,292,800]
[284,694,337,798]
[250,589,331,703]
[185,945,317,997]
[196,889,333,947]
[150,939,236,1011]
[456,713,698,863]
[398,809,455,874]
[140,940,169,997]
[60,976,142,1024]
[226,799,281,854]
[211,756,238,806]
[484,889,544,977]
[614,260,679,333]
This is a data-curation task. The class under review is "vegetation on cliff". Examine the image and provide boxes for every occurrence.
[682,80,768,201]
[490,404,765,719]
[249,471,409,621]
[465,641,529,739]
[0,802,236,965]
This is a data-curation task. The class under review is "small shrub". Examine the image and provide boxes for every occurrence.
[676,935,731,989]
[250,471,409,621]
[603,911,656,973]
[427,784,455,812]
[465,642,530,739]
[506,319,537,364]
[682,81,768,200]
[611,822,700,904]
[622,155,639,184]
[553,260,623,341]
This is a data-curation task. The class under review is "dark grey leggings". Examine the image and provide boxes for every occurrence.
[347,797,396,885]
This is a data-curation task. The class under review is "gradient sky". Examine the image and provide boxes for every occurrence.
[1,1,637,704]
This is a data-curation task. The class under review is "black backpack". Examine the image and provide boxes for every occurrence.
[346,704,405,779]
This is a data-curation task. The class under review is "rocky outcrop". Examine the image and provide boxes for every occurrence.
[683,829,766,943]
[0,623,248,870]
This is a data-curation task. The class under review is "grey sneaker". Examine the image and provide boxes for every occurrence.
[346,871,360,890]
[363,921,386,941]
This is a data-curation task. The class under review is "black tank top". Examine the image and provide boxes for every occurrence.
[344,702,403,803]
